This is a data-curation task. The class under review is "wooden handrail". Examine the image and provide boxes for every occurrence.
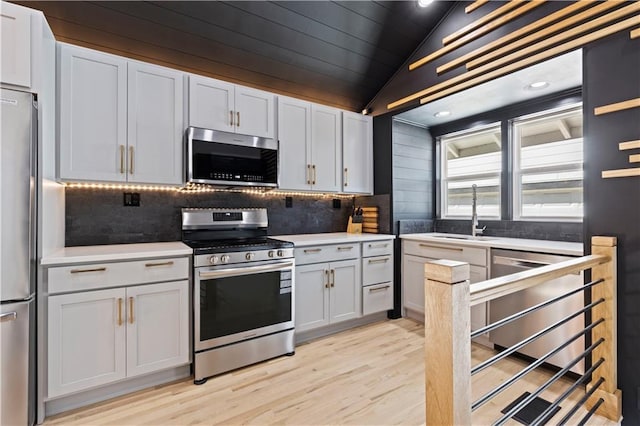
[469,254,609,306]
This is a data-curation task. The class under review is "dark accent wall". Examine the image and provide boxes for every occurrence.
[583,31,640,425]
[65,188,354,246]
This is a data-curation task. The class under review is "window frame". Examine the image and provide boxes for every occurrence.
[511,103,583,222]
[438,122,502,220]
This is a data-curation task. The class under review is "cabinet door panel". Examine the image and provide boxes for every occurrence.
[311,105,341,192]
[128,63,184,184]
[295,263,330,332]
[0,2,31,87]
[126,281,189,377]
[48,288,126,398]
[58,45,127,182]
[470,265,488,337]
[235,86,274,139]
[329,259,361,323]
[402,254,432,314]
[188,75,234,133]
[278,96,312,191]
[342,112,372,194]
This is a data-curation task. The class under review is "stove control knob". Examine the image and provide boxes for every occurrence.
[268,250,275,258]
[221,255,230,264]
[209,256,219,265]
[277,250,284,257]
[245,252,255,261]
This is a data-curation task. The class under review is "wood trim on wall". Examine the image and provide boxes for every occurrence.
[631,27,640,39]
[465,0,490,14]
[594,98,640,116]
[437,0,595,74]
[619,140,640,150]
[601,168,640,179]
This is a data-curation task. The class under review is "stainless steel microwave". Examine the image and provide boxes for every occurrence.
[186,127,278,188]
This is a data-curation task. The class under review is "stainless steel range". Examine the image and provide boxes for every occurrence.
[182,208,295,384]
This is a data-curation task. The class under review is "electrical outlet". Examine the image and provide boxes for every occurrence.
[285,196,293,208]
[333,198,341,209]
[123,192,140,207]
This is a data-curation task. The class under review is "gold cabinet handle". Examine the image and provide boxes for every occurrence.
[369,243,389,249]
[303,248,322,254]
[368,257,390,264]
[129,297,134,324]
[337,246,354,251]
[237,111,240,127]
[307,164,311,184]
[312,164,316,185]
[229,110,234,126]
[325,270,330,288]
[70,267,106,274]
[117,298,123,326]
[344,167,348,187]
[145,261,174,268]
[330,269,335,287]
[129,146,134,174]
[369,285,391,292]
[119,145,125,174]
[419,243,463,252]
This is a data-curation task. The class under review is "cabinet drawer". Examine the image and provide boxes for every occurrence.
[295,243,361,265]
[362,255,393,286]
[362,240,393,257]
[403,240,487,266]
[362,282,393,315]
[48,257,189,294]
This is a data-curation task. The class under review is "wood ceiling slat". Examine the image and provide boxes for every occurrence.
[149,1,394,79]
[226,1,402,68]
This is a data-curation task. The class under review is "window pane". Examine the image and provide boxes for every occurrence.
[441,124,501,218]
[514,106,583,219]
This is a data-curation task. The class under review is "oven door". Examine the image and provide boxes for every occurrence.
[194,259,294,352]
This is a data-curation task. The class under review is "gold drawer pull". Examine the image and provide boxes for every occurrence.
[325,270,330,288]
[70,267,107,274]
[129,146,134,174]
[229,110,234,126]
[129,297,134,324]
[304,248,322,254]
[117,298,123,326]
[307,164,311,184]
[119,145,125,174]
[369,243,389,249]
[145,261,175,268]
[344,168,348,187]
[330,269,335,287]
[237,111,240,127]
[337,246,354,251]
[368,258,390,264]
[369,285,390,292]
[312,164,316,185]
[419,243,463,252]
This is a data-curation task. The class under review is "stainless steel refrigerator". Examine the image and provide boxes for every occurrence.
[1,87,37,426]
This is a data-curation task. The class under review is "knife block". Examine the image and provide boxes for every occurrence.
[346,216,362,234]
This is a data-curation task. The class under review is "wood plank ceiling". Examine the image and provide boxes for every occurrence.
[16,1,455,112]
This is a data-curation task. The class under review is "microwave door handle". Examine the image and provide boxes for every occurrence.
[199,261,294,279]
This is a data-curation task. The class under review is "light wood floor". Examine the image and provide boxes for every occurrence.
[45,319,617,425]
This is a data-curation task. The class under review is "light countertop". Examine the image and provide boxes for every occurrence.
[41,242,192,266]
[272,232,395,247]
[400,233,582,256]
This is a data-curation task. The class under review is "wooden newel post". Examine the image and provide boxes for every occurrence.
[424,259,471,426]
[587,236,622,421]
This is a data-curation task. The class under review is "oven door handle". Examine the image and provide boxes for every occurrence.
[199,261,294,279]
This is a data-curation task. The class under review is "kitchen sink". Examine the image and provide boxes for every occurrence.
[430,234,495,241]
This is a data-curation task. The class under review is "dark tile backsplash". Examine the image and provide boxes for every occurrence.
[434,219,583,243]
[65,188,395,247]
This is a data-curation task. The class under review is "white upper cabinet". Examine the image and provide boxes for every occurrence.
[311,104,342,192]
[58,44,128,182]
[342,111,373,194]
[278,96,311,191]
[188,75,275,139]
[58,43,185,184]
[0,2,31,88]
[127,62,184,185]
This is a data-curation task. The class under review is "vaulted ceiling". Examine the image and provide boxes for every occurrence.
[17,1,456,112]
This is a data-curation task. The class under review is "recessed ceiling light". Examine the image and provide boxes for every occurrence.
[434,110,451,118]
[417,0,434,7]
[525,81,549,90]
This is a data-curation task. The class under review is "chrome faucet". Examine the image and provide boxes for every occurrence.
[471,184,486,237]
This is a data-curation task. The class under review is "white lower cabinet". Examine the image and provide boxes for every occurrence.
[48,280,189,398]
[295,259,360,332]
[401,240,489,338]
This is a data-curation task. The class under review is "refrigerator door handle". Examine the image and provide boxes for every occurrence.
[0,312,17,322]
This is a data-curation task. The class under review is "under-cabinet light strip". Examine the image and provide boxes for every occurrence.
[63,182,354,198]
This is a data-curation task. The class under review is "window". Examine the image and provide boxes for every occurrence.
[513,105,583,220]
[439,124,502,219]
